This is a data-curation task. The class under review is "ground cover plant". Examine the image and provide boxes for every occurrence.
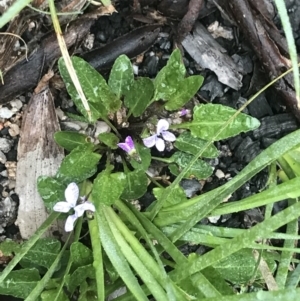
[1,1,300,301]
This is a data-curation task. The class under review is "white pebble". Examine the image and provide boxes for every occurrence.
[0,150,6,164]
[208,215,221,224]
[61,121,81,131]
[0,107,14,119]
[215,169,225,179]
[94,121,110,138]
[0,170,7,177]
[133,64,139,75]
[0,138,13,153]
[10,99,23,110]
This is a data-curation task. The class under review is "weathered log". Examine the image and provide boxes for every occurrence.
[15,72,65,239]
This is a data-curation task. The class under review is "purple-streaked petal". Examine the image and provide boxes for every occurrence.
[117,136,135,153]
[180,108,188,116]
[53,201,73,213]
[155,137,165,152]
[125,136,134,149]
[156,119,169,134]
[75,202,96,217]
[143,135,157,148]
[117,142,131,153]
[65,214,78,232]
[161,130,176,142]
[65,182,79,207]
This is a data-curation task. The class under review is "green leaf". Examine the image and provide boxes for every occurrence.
[96,208,149,301]
[184,104,260,141]
[121,170,148,199]
[169,152,213,179]
[66,264,95,294]
[153,185,187,208]
[0,268,40,299]
[0,240,21,255]
[165,75,203,111]
[129,142,151,171]
[37,176,66,210]
[70,242,93,271]
[20,238,61,269]
[154,49,186,101]
[91,166,126,205]
[66,112,90,123]
[98,132,119,149]
[56,144,101,183]
[108,55,134,98]
[41,289,69,301]
[213,249,276,284]
[59,58,107,122]
[54,131,89,152]
[175,131,219,158]
[124,77,154,116]
[59,56,122,121]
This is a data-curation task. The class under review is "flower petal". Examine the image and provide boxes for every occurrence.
[180,108,188,116]
[75,202,96,217]
[156,119,169,134]
[161,130,176,142]
[53,201,73,213]
[117,142,131,153]
[118,136,135,153]
[65,214,78,232]
[65,182,79,207]
[125,136,134,149]
[155,137,165,152]
[143,135,157,148]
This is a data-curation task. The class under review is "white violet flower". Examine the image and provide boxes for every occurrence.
[53,182,95,232]
[143,119,176,152]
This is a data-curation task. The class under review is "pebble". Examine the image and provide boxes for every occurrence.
[0,170,7,177]
[55,107,68,121]
[5,161,17,180]
[0,138,13,153]
[180,179,202,198]
[208,215,221,224]
[10,99,23,111]
[0,151,7,164]
[94,121,111,138]
[0,107,14,119]
[215,169,225,179]
[61,121,81,131]
[8,123,20,137]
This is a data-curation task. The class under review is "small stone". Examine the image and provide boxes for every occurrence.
[0,170,7,177]
[0,151,6,164]
[94,121,110,138]
[215,169,225,179]
[55,107,67,121]
[4,161,17,180]
[8,180,16,190]
[208,215,221,224]
[8,123,20,137]
[0,107,14,119]
[10,99,23,111]
[0,138,13,153]
[83,33,95,50]
[133,64,139,75]
[180,179,202,198]
[61,121,81,131]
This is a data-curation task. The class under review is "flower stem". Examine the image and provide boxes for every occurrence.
[151,156,172,163]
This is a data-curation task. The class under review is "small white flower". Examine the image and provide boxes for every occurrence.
[143,119,176,151]
[53,182,95,232]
